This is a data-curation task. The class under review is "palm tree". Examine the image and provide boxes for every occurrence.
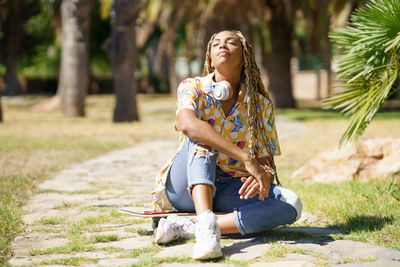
[322,0,400,146]
[264,0,296,108]
[108,0,141,122]
[58,0,92,117]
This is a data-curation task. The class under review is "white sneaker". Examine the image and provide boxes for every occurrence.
[155,214,195,244]
[193,210,223,260]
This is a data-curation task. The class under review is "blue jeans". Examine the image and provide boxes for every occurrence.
[165,137,302,235]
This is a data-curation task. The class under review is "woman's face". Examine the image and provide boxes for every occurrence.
[210,31,243,72]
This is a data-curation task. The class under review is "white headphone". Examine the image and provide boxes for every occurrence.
[212,80,233,101]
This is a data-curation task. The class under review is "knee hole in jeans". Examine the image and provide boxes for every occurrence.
[193,143,213,157]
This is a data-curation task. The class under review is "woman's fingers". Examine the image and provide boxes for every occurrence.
[239,176,254,196]
[244,182,260,199]
[244,179,258,195]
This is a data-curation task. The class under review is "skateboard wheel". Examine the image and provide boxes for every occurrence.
[152,217,161,230]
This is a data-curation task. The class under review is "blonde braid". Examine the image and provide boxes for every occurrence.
[203,30,280,185]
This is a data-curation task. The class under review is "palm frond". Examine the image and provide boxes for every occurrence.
[323,0,400,147]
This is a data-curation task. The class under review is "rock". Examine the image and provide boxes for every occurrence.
[296,212,318,224]
[292,138,400,183]
[369,151,400,178]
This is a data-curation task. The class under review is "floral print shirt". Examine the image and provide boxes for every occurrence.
[152,73,280,211]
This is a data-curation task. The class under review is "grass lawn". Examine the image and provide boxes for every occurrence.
[0,94,399,264]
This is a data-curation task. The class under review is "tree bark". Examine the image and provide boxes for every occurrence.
[109,0,141,122]
[265,0,296,108]
[4,0,22,95]
[58,0,92,117]
[0,95,3,122]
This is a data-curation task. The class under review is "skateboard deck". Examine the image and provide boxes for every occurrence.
[119,208,227,229]
[118,208,196,218]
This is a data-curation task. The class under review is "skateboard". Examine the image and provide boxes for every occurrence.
[118,208,226,230]
[118,208,196,229]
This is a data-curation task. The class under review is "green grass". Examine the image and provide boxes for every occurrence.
[91,234,120,243]
[37,217,66,225]
[124,227,153,236]
[261,242,309,261]
[29,242,96,256]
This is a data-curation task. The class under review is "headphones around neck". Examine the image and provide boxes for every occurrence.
[212,80,246,102]
[212,80,233,101]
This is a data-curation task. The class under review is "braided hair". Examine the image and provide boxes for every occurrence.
[203,30,280,185]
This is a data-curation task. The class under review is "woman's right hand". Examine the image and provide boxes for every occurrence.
[242,156,272,200]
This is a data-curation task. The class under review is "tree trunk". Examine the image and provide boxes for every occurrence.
[0,95,3,122]
[265,0,296,108]
[4,0,22,95]
[109,0,141,122]
[58,0,92,117]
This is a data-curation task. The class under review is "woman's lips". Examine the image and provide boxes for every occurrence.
[217,50,230,56]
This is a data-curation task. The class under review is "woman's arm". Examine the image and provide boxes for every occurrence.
[177,108,271,200]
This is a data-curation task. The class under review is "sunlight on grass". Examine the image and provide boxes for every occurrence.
[38,217,66,226]
[91,234,120,243]
[261,242,309,261]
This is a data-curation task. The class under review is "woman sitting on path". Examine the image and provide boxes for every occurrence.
[152,30,302,260]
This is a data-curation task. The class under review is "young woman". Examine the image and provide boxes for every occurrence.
[152,30,302,260]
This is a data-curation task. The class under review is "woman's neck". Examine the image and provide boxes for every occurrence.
[214,69,241,94]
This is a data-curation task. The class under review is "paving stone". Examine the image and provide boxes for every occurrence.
[83,198,135,207]
[23,209,80,224]
[334,259,400,267]
[9,251,120,266]
[23,193,98,213]
[285,253,319,262]
[284,239,400,262]
[74,210,105,220]
[14,232,62,240]
[251,260,314,267]
[278,226,342,237]
[162,263,228,267]
[155,243,194,258]
[94,237,152,250]
[96,258,140,266]
[84,230,136,239]
[39,179,93,192]
[223,240,271,261]
[11,237,69,256]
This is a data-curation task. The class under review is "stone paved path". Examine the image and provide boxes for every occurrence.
[8,118,400,266]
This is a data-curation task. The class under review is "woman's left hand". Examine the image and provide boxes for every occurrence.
[238,173,273,200]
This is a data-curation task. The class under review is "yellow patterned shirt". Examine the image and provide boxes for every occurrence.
[152,73,280,211]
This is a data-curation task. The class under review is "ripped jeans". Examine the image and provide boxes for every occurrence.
[165,137,303,235]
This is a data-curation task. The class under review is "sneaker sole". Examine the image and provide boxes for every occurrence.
[193,248,223,260]
[155,218,167,244]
